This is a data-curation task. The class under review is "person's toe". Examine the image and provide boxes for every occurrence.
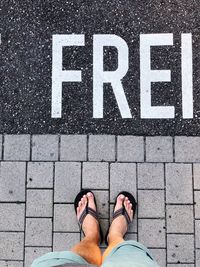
[114,194,125,211]
[124,197,129,209]
[82,195,87,206]
[126,199,133,221]
[128,205,133,219]
[87,192,96,211]
[129,203,133,212]
[77,195,88,220]
[77,206,80,214]
[130,209,133,218]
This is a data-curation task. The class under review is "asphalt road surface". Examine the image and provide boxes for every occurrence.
[0,0,200,135]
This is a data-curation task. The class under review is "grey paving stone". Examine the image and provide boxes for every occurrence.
[0,134,199,266]
[195,191,200,219]
[54,162,81,202]
[193,164,200,189]
[138,190,165,218]
[138,219,165,247]
[196,220,200,248]
[175,137,200,162]
[117,136,144,162]
[25,218,52,246]
[82,162,109,189]
[166,205,194,233]
[0,135,2,160]
[0,203,25,231]
[0,232,24,260]
[53,233,80,251]
[167,234,194,263]
[32,135,59,161]
[88,135,115,161]
[110,163,137,202]
[93,190,109,219]
[0,162,26,202]
[60,135,87,161]
[196,249,200,266]
[54,204,79,232]
[26,189,53,217]
[25,247,52,267]
[4,135,30,160]
[0,261,23,267]
[125,233,138,242]
[101,248,106,254]
[110,203,137,233]
[146,137,173,162]
[150,248,166,267]
[27,162,53,188]
[137,163,164,189]
[166,164,193,204]
[99,219,109,248]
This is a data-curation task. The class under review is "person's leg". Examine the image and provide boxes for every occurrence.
[71,192,102,266]
[102,194,133,261]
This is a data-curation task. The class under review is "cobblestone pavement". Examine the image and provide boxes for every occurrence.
[0,135,199,267]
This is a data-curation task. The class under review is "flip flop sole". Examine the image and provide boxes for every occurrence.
[105,191,137,245]
[74,189,104,244]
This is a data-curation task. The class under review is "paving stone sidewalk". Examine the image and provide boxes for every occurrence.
[0,135,199,267]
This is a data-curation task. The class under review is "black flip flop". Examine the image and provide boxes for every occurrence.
[74,189,104,244]
[105,191,137,246]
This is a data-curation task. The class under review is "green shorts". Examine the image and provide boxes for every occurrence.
[31,240,160,267]
[102,240,160,267]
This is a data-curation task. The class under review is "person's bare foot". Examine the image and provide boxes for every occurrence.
[77,192,100,242]
[107,194,134,243]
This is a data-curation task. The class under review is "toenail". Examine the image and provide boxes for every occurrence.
[87,192,92,197]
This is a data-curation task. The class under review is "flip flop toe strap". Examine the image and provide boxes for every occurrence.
[87,207,98,220]
[78,206,98,227]
[123,209,132,224]
[113,207,131,225]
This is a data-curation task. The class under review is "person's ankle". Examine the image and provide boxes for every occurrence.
[107,231,123,244]
[84,230,100,243]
